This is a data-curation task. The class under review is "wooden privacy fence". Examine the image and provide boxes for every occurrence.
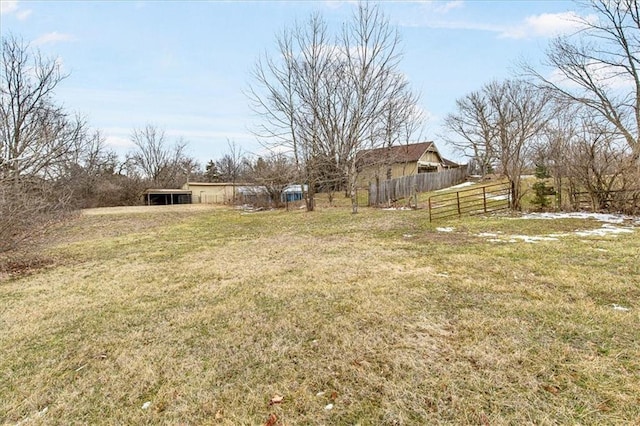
[428,181,512,222]
[368,168,467,206]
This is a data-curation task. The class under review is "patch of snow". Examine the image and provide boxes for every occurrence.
[478,232,558,243]
[612,304,630,312]
[324,403,334,410]
[496,235,559,243]
[403,234,414,238]
[481,225,633,242]
[521,212,636,224]
[487,194,509,200]
[574,224,634,237]
[316,391,325,397]
[142,401,151,410]
[436,227,454,232]
[435,273,449,277]
[477,232,499,237]
[436,181,475,192]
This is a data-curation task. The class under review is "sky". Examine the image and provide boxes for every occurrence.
[0,0,592,166]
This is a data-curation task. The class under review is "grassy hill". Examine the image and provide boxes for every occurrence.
[1,203,639,424]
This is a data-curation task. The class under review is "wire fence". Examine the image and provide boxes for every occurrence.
[572,189,640,214]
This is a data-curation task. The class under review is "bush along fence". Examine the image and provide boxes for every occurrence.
[571,189,640,215]
[428,181,512,222]
[368,168,468,206]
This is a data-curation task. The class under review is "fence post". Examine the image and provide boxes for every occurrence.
[456,192,461,217]
[428,197,432,222]
[510,181,515,210]
[483,186,487,213]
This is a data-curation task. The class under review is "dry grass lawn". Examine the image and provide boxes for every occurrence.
[1,202,639,425]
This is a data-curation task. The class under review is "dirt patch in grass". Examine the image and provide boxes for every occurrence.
[81,204,223,216]
[0,254,55,281]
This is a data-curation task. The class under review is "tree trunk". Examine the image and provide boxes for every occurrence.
[305,182,315,212]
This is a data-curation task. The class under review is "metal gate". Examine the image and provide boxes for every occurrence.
[428,182,512,222]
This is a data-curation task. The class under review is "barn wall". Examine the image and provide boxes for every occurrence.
[358,162,419,187]
[183,184,236,204]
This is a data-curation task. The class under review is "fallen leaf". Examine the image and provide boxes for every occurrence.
[270,395,284,405]
[479,412,489,426]
[330,391,338,401]
[264,413,278,426]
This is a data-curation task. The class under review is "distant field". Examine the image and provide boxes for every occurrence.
[1,203,639,424]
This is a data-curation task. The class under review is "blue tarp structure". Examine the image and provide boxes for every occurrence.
[282,184,308,202]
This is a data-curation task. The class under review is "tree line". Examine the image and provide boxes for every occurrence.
[0,35,292,254]
[248,0,640,214]
[443,0,640,212]
[3,0,640,255]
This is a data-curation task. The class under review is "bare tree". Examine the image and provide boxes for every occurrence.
[443,90,498,176]
[0,35,89,255]
[569,117,631,210]
[444,80,552,210]
[55,130,122,208]
[537,104,578,209]
[248,12,334,211]
[539,101,636,212]
[248,3,422,213]
[1,35,86,183]
[215,139,246,184]
[525,0,640,160]
[338,4,424,213]
[246,152,296,207]
[129,124,190,188]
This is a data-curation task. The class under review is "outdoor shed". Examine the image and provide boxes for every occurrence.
[282,184,308,202]
[182,182,238,204]
[143,189,192,205]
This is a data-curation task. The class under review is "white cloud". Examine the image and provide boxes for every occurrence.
[401,17,503,33]
[435,0,464,14]
[164,128,255,143]
[548,61,635,90]
[322,0,357,10]
[33,32,75,46]
[104,135,134,149]
[400,6,595,41]
[0,0,31,20]
[500,11,594,39]
[0,0,18,15]
[254,144,293,158]
[16,8,31,20]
